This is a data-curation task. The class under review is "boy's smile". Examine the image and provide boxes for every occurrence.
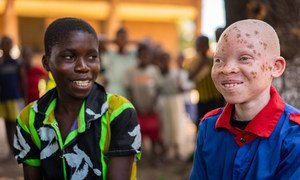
[72,80,91,88]
[221,80,243,88]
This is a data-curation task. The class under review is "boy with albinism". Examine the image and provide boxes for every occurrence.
[190,19,300,179]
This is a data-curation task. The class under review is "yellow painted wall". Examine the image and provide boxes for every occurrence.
[124,21,178,58]
[0,0,200,62]
[19,17,44,51]
[124,0,197,6]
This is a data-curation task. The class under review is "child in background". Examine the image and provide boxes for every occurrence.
[13,17,141,180]
[177,53,197,123]
[21,46,48,104]
[125,43,163,161]
[188,35,224,124]
[190,19,300,179]
[101,28,137,98]
[157,52,196,160]
[0,36,26,157]
[173,53,197,160]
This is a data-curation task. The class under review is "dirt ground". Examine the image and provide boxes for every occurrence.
[137,154,192,180]
[0,119,193,180]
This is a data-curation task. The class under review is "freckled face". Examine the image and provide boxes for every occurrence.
[211,27,273,104]
[44,31,100,100]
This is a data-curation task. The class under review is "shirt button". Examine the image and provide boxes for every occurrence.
[240,137,246,143]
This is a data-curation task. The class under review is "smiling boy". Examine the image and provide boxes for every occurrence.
[190,19,300,179]
[13,18,141,180]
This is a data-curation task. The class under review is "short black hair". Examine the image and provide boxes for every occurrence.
[215,27,224,42]
[137,43,150,55]
[1,35,12,44]
[44,17,98,57]
[116,27,127,37]
[196,35,209,47]
[0,35,13,47]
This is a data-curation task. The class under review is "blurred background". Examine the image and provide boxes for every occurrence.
[0,0,299,179]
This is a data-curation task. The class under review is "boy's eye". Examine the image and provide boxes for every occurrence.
[88,55,98,60]
[239,56,251,61]
[62,54,75,60]
[65,56,72,60]
[213,58,221,63]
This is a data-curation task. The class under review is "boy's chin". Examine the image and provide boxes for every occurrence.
[223,97,244,105]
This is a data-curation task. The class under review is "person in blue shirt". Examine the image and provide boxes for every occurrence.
[0,35,26,157]
[190,19,300,179]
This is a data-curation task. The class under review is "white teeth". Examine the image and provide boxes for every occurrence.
[224,83,239,87]
[73,80,90,87]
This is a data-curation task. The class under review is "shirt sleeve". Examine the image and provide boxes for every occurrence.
[189,122,208,179]
[275,126,300,179]
[13,105,41,167]
[107,96,141,159]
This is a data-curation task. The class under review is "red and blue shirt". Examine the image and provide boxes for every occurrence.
[190,86,300,179]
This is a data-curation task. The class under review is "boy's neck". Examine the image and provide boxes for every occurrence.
[234,86,271,121]
[138,63,147,69]
[118,46,126,55]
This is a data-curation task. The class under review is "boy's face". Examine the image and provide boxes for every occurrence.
[116,32,128,48]
[211,23,276,104]
[43,31,100,100]
[138,49,151,66]
[195,38,209,55]
[1,37,13,54]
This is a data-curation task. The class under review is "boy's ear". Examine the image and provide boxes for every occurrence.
[272,56,286,78]
[42,55,50,71]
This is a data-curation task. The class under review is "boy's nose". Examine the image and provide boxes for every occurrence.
[75,57,89,72]
[221,62,239,74]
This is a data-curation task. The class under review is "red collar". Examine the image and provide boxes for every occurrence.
[215,86,285,146]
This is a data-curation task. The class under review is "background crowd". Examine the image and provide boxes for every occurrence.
[0,24,225,178]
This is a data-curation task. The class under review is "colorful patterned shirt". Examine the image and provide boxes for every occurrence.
[14,83,141,179]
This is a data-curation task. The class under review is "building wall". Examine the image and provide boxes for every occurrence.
[0,15,3,35]
[19,17,44,51]
[124,20,178,57]
[123,0,197,6]
[0,0,200,59]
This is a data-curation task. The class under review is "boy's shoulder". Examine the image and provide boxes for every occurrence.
[201,108,223,122]
[107,94,134,113]
[289,113,300,125]
[285,104,300,125]
[18,101,36,126]
[107,93,131,105]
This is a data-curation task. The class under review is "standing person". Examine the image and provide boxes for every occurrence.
[13,17,141,180]
[21,46,48,104]
[177,53,197,123]
[189,35,224,124]
[125,43,163,161]
[174,53,197,160]
[0,35,26,157]
[157,52,193,160]
[96,35,109,86]
[215,27,224,42]
[190,19,300,179]
[102,28,137,98]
